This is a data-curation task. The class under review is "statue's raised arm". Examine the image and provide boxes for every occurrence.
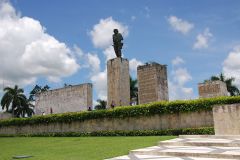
[112,29,123,58]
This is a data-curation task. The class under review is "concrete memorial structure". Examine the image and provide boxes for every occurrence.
[137,62,169,104]
[198,80,228,98]
[107,57,130,107]
[35,83,92,115]
[213,103,240,135]
[108,103,240,160]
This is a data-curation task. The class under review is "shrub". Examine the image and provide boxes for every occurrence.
[0,127,214,137]
[0,96,239,127]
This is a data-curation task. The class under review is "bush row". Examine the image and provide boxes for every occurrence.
[0,96,240,127]
[0,127,214,137]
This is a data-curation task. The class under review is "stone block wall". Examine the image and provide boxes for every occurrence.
[137,62,169,104]
[198,80,228,98]
[213,103,240,135]
[35,83,92,115]
[0,112,12,120]
[0,110,213,135]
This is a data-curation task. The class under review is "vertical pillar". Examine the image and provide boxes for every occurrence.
[107,57,130,108]
[137,62,169,104]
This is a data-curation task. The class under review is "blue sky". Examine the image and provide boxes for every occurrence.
[0,0,240,104]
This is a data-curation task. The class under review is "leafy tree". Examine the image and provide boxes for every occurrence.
[1,85,28,117]
[207,73,240,96]
[130,77,138,104]
[95,99,107,110]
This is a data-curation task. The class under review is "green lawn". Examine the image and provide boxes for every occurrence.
[0,136,175,160]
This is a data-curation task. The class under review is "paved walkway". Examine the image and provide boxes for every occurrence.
[106,135,240,160]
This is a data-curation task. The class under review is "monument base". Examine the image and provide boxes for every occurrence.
[107,57,130,108]
[213,103,240,135]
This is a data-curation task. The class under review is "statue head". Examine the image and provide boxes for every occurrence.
[113,29,118,34]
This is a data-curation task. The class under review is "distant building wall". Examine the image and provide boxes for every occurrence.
[35,83,92,115]
[0,112,12,120]
[137,62,169,104]
[198,80,228,98]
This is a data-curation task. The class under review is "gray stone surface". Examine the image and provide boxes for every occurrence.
[213,103,240,135]
[35,83,92,115]
[0,110,213,135]
[137,62,168,104]
[107,57,130,107]
[0,112,12,120]
[198,81,228,98]
[107,136,240,160]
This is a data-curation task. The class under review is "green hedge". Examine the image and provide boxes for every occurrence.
[0,127,214,137]
[0,96,240,127]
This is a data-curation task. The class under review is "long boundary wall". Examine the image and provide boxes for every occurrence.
[0,110,213,135]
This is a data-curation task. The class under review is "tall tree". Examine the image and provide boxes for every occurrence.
[208,73,240,96]
[95,99,107,110]
[1,85,28,117]
[130,77,138,104]
[15,99,34,118]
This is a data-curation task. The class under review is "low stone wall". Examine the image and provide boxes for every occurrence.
[0,110,213,135]
[213,103,240,135]
[0,112,12,120]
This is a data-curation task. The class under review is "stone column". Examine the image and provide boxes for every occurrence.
[137,62,169,104]
[107,57,130,108]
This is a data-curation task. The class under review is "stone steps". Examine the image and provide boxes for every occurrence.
[107,154,238,160]
[106,135,240,160]
[159,137,240,147]
[179,135,240,139]
[130,145,240,159]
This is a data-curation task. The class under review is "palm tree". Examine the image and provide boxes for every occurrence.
[1,85,28,117]
[95,99,107,110]
[208,73,240,96]
[130,77,138,105]
[15,99,34,118]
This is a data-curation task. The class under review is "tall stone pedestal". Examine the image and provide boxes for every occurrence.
[137,62,169,104]
[213,103,240,135]
[107,58,130,108]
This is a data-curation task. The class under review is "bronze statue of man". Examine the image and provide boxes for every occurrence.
[112,29,123,58]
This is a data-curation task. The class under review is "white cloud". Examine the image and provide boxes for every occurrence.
[90,17,128,49]
[172,56,185,66]
[223,46,240,88]
[168,16,194,34]
[73,44,84,57]
[72,44,101,75]
[193,28,213,49]
[172,68,192,86]
[129,58,143,72]
[86,53,100,74]
[169,58,194,100]
[103,46,116,61]
[169,81,194,100]
[90,69,107,100]
[0,1,79,87]
[0,0,18,19]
